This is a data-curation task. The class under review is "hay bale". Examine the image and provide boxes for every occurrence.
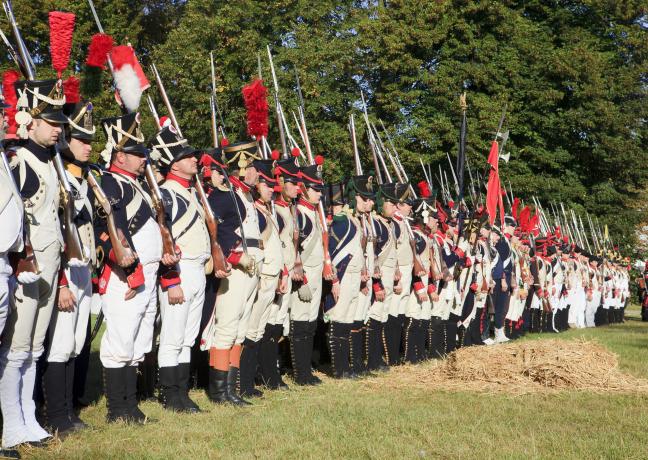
[365,339,648,395]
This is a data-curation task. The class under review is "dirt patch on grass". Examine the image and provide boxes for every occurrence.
[366,339,648,395]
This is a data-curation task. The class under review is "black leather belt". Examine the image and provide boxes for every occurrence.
[243,238,264,250]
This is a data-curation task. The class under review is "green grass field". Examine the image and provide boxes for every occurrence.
[22,307,648,459]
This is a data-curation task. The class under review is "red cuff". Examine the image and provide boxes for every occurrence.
[227,251,242,266]
[127,263,145,289]
[470,282,478,292]
[454,247,465,259]
[464,257,472,268]
[58,267,69,287]
[373,281,384,293]
[282,265,289,277]
[413,281,425,293]
[160,270,181,289]
[108,249,117,264]
[427,284,437,294]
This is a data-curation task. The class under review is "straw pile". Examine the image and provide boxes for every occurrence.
[366,339,648,395]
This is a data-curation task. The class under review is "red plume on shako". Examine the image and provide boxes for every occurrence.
[417,180,431,198]
[86,33,114,69]
[271,150,280,160]
[242,78,269,140]
[49,11,75,78]
[291,147,300,157]
[110,45,150,113]
[2,70,21,138]
[63,76,80,104]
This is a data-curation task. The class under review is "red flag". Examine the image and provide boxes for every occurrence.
[486,140,501,225]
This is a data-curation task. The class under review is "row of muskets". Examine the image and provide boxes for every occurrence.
[0,0,620,280]
[170,34,621,267]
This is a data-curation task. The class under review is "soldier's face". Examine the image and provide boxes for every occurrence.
[491,232,501,244]
[210,169,224,187]
[283,181,299,199]
[244,166,258,185]
[120,152,146,175]
[397,202,412,216]
[174,156,198,177]
[31,118,63,147]
[306,187,321,204]
[257,181,274,203]
[69,137,92,163]
[427,217,438,232]
[382,201,396,218]
[356,195,374,213]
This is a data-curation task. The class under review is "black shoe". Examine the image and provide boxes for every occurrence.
[158,366,186,412]
[104,367,128,423]
[227,367,251,405]
[207,368,229,404]
[0,448,21,459]
[239,340,263,398]
[366,318,388,371]
[350,321,369,375]
[259,324,287,390]
[177,363,201,413]
[42,361,76,436]
[290,321,316,385]
[125,366,149,424]
[65,359,88,430]
[329,322,352,378]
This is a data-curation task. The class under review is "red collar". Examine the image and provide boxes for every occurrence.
[109,164,137,179]
[229,175,251,193]
[166,172,192,188]
[275,198,290,208]
[298,198,317,211]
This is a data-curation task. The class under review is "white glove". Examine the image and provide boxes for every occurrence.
[17,271,40,284]
[298,284,312,302]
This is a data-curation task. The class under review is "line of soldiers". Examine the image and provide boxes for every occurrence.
[0,23,633,460]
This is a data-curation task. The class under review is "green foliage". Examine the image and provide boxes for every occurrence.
[0,0,645,249]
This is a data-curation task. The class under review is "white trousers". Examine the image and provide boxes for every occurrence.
[368,264,395,323]
[100,262,159,368]
[246,272,279,342]
[158,259,206,367]
[47,264,92,362]
[206,259,260,349]
[0,263,10,340]
[327,270,361,324]
[389,265,412,317]
[290,264,323,322]
[2,243,61,361]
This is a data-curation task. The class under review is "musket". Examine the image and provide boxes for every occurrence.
[579,214,592,253]
[377,120,416,197]
[0,26,22,70]
[86,166,136,268]
[53,146,87,263]
[446,151,461,197]
[209,52,219,148]
[266,45,289,158]
[2,1,34,79]
[360,92,385,183]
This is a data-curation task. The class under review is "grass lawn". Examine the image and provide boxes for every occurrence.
[23,306,648,459]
